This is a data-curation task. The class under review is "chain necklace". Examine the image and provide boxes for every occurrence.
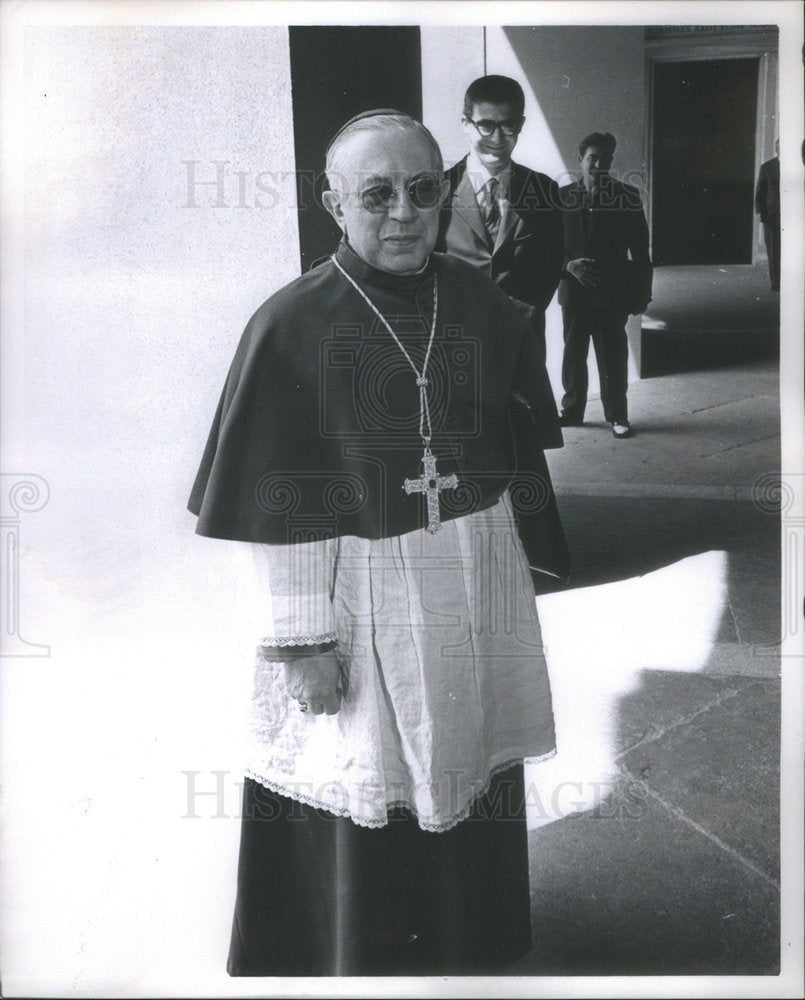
[331,255,458,533]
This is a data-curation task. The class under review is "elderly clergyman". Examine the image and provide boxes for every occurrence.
[189,109,567,976]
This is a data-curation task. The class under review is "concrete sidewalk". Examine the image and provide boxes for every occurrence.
[517,354,782,976]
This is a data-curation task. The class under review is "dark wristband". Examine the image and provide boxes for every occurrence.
[260,640,337,662]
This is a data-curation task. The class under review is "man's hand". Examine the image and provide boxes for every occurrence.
[283,650,342,716]
[566,257,602,288]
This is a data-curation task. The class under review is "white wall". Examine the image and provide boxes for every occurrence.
[20,26,300,646]
[491,26,648,181]
[421,27,486,168]
[4,25,300,996]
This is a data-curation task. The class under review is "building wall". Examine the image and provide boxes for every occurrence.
[491,26,648,184]
[7,25,301,990]
[18,25,300,666]
[421,27,486,168]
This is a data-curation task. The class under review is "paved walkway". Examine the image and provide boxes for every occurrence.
[516,352,783,976]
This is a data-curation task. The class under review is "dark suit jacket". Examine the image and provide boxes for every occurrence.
[436,157,562,339]
[557,177,652,314]
[755,156,780,224]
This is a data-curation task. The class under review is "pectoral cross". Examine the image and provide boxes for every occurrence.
[403,448,458,534]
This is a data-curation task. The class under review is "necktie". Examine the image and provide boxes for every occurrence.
[480,177,501,242]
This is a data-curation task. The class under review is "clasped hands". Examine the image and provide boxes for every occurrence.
[566,257,603,288]
[283,649,342,716]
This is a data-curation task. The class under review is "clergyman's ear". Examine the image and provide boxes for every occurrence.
[322,189,346,230]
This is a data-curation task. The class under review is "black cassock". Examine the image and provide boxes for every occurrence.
[190,242,568,975]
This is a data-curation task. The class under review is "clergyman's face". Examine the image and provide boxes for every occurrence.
[579,144,614,188]
[322,128,446,274]
[462,101,522,174]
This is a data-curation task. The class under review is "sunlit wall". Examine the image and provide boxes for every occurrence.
[5,26,300,996]
[19,27,300,646]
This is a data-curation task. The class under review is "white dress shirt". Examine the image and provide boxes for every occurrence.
[466,148,512,239]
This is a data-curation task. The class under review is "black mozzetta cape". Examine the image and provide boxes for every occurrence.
[189,242,567,578]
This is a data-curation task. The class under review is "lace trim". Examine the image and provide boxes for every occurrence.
[259,633,337,647]
[244,748,557,834]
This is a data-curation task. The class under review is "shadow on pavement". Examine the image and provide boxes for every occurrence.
[641,327,779,379]
[519,666,780,976]
[515,493,781,976]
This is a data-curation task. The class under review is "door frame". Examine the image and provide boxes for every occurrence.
[645,26,778,265]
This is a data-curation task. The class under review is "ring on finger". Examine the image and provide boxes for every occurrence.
[298,701,309,713]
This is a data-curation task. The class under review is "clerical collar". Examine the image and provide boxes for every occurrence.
[334,239,435,294]
[466,149,512,196]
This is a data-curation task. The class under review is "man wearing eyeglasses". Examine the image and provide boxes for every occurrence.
[190,109,566,977]
[437,75,563,355]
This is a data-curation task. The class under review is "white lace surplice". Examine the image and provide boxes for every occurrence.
[244,491,555,832]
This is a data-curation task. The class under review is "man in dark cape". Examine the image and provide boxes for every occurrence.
[189,110,567,976]
[188,245,562,545]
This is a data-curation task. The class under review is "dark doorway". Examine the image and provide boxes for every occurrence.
[288,26,422,272]
[651,59,759,265]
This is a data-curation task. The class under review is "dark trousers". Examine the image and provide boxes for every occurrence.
[762,220,780,292]
[561,299,629,424]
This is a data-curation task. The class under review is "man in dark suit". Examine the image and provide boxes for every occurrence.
[436,75,562,354]
[557,132,652,439]
[755,139,780,292]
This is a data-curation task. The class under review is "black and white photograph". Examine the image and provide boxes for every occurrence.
[1,1,803,997]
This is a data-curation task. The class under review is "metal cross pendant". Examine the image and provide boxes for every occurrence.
[403,448,458,534]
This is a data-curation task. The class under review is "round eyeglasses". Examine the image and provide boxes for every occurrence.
[466,117,523,138]
[360,175,442,213]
